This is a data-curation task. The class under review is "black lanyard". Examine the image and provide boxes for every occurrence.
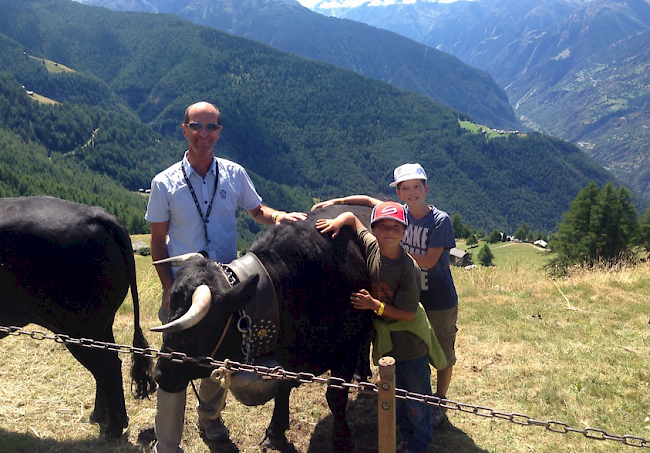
[181,161,219,249]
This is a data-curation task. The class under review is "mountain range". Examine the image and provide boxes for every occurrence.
[307,0,650,198]
[0,0,631,239]
[72,0,518,130]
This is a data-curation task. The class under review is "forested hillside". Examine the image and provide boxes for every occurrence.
[0,0,626,238]
[311,0,650,198]
[0,74,150,233]
[73,0,518,130]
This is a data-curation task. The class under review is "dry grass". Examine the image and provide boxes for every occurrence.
[1,243,649,452]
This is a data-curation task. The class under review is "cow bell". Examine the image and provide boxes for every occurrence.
[229,356,281,406]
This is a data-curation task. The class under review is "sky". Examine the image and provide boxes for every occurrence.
[296,0,469,10]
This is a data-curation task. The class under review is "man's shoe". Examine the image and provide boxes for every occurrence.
[153,443,184,453]
[199,416,230,443]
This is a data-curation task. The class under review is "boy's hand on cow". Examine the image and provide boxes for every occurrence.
[350,289,380,312]
[316,213,360,238]
[311,198,341,211]
[315,218,342,237]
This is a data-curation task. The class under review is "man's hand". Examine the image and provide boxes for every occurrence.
[274,211,308,224]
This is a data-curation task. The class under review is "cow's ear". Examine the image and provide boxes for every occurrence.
[224,274,260,311]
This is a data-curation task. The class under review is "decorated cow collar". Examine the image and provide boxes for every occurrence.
[222,252,279,361]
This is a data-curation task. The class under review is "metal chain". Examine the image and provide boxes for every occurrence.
[236,309,252,364]
[2,324,648,449]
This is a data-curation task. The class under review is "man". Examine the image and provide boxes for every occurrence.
[145,101,306,453]
[311,163,458,429]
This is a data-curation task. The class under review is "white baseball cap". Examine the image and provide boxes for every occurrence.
[389,163,428,187]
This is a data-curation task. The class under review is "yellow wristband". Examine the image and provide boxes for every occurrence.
[272,211,283,222]
[377,302,385,316]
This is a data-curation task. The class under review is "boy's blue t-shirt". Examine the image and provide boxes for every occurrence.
[401,205,458,311]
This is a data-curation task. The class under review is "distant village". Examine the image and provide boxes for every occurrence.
[450,237,547,270]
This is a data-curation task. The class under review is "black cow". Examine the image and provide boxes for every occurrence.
[153,205,373,452]
[0,196,156,438]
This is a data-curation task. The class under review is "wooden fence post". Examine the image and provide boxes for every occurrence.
[377,356,396,453]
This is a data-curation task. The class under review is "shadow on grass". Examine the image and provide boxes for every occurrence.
[0,427,144,453]
[307,393,489,453]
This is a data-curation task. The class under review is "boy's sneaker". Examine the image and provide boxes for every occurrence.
[431,406,447,428]
[396,441,410,453]
[431,393,448,428]
[198,416,229,442]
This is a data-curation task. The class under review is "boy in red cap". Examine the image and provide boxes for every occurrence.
[313,163,458,430]
[316,201,445,453]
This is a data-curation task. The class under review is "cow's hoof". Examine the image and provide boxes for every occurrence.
[95,414,128,439]
[260,429,293,452]
[332,423,353,453]
[89,408,108,426]
[332,442,355,453]
[99,422,125,439]
[138,426,157,446]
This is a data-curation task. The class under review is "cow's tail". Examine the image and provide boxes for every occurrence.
[96,211,157,398]
[129,264,157,398]
[104,214,156,398]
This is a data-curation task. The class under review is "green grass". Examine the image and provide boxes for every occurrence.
[30,92,59,105]
[1,235,648,452]
[458,239,552,268]
[458,119,525,139]
[28,55,75,74]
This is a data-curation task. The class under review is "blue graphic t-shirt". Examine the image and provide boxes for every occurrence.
[401,205,458,311]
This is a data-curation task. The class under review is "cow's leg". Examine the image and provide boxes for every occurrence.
[64,327,128,439]
[260,380,298,451]
[0,316,127,437]
[326,385,353,453]
[354,330,373,382]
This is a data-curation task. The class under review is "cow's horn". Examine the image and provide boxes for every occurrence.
[151,284,212,333]
[152,252,205,267]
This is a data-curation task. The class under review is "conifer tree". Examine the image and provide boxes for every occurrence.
[477,244,494,266]
[514,222,531,241]
[487,228,501,244]
[550,182,637,265]
[636,207,650,252]
[451,213,472,239]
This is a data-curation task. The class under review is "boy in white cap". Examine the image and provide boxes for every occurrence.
[316,201,445,453]
[312,163,458,429]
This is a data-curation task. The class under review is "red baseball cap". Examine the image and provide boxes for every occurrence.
[371,201,408,227]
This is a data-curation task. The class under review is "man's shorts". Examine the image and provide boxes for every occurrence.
[426,306,458,369]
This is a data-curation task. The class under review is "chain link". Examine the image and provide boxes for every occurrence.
[2,325,648,449]
[237,309,252,364]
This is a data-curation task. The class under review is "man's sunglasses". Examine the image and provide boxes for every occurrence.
[185,122,222,132]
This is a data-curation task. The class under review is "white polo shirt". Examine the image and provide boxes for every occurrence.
[145,153,262,265]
